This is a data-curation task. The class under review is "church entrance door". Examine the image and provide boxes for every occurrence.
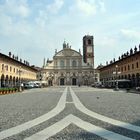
[84,79,88,86]
[72,78,77,85]
[60,78,65,85]
[48,80,52,86]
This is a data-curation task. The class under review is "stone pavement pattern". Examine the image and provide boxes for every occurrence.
[0,86,140,140]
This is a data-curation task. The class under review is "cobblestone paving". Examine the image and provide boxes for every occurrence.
[73,87,140,125]
[6,102,140,139]
[0,86,140,140]
[0,87,63,130]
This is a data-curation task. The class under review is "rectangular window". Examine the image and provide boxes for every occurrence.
[121,67,123,72]
[118,67,120,71]
[132,64,134,69]
[10,66,12,72]
[6,65,8,71]
[128,65,130,70]
[2,64,4,70]
[124,66,126,71]
[136,62,139,68]
[16,69,18,74]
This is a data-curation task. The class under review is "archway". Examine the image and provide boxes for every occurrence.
[16,77,19,87]
[128,74,131,80]
[9,76,13,87]
[1,75,5,87]
[13,77,16,87]
[48,80,53,86]
[5,75,9,87]
[60,78,65,85]
[72,78,77,85]
[132,74,135,87]
[124,75,127,79]
[84,76,88,85]
[136,73,139,87]
[84,79,88,85]
[47,76,53,86]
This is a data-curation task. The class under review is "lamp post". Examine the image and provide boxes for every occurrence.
[18,66,22,91]
[113,65,121,90]
[39,71,43,88]
[115,65,119,90]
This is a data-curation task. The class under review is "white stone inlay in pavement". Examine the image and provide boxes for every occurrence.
[0,87,68,140]
[66,101,73,104]
[70,87,140,133]
[25,114,134,140]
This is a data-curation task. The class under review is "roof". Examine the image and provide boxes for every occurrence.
[0,53,38,72]
[99,51,140,70]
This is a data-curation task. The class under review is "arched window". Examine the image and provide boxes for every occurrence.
[88,39,91,45]
[60,60,64,68]
[72,60,77,67]
[2,64,4,70]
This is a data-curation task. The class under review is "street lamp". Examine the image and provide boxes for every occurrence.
[18,66,22,91]
[115,65,119,90]
[39,71,43,88]
[113,65,121,90]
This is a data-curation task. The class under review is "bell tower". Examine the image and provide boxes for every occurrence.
[83,35,94,67]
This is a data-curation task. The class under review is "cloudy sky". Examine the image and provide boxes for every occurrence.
[0,0,140,68]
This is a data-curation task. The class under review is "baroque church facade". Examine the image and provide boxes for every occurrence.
[41,35,95,86]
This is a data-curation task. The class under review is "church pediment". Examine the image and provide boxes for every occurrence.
[55,49,81,57]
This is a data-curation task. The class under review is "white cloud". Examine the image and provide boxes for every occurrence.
[76,0,97,16]
[1,0,139,68]
[96,36,118,48]
[99,0,106,13]
[0,13,31,36]
[18,5,29,18]
[35,10,48,28]
[46,0,64,14]
[3,0,30,18]
[69,0,106,17]
[34,0,64,28]
[121,29,140,41]
[0,14,12,36]
[0,0,31,37]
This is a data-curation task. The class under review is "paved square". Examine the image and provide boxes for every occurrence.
[0,87,140,140]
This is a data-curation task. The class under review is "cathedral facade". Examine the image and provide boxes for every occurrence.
[41,35,95,86]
